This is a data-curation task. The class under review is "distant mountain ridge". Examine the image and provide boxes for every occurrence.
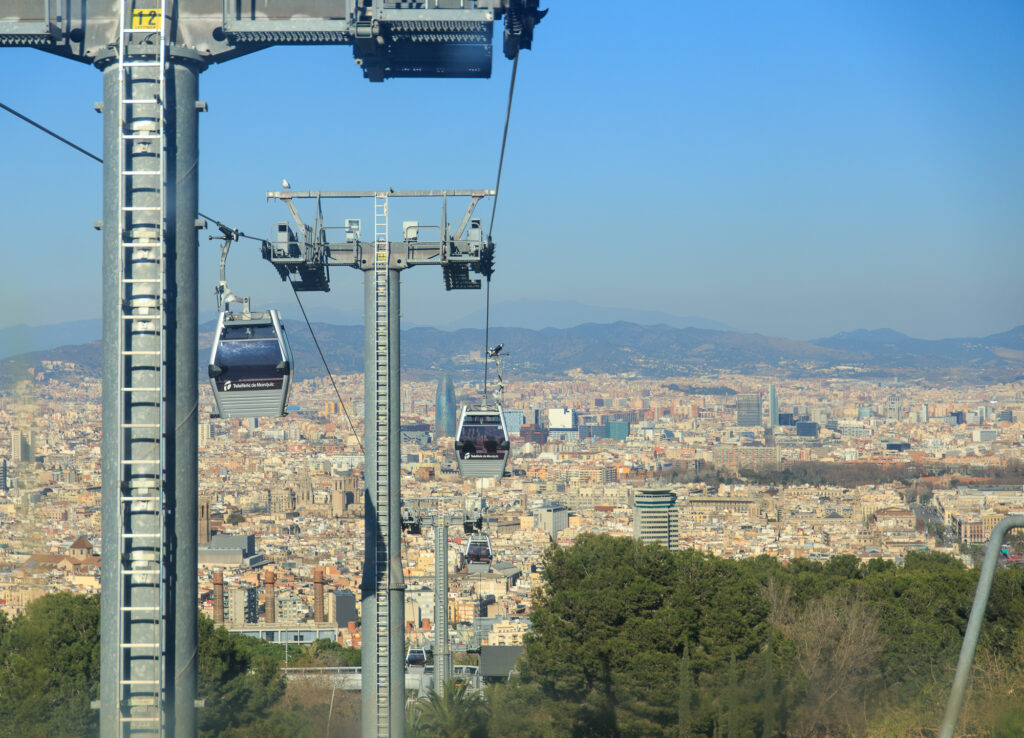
[4,321,1022,386]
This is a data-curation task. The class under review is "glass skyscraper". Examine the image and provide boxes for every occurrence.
[736,393,761,427]
[434,373,457,438]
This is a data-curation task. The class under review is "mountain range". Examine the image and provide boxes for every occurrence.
[0,300,727,361]
[3,320,1022,387]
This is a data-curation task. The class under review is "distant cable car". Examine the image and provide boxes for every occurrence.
[406,647,427,667]
[456,344,511,479]
[465,534,492,573]
[208,309,293,418]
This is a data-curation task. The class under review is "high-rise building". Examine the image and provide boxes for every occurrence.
[607,420,630,440]
[548,408,578,430]
[225,587,259,624]
[796,421,819,438]
[434,373,457,438]
[887,394,902,422]
[328,589,358,627]
[535,502,569,541]
[10,430,32,464]
[736,394,761,427]
[0,458,6,490]
[633,487,679,551]
[198,421,213,447]
[198,498,211,545]
[502,409,525,435]
[768,385,779,428]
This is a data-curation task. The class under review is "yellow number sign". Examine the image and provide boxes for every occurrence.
[131,9,162,30]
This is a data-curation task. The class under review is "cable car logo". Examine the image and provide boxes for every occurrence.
[219,378,282,392]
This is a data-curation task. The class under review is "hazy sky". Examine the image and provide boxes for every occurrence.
[2,1,1022,340]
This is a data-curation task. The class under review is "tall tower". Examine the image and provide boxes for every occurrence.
[768,384,779,428]
[198,498,211,545]
[887,394,903,422]
[736,394,761,427]
[435,373,457,438]
[633,487,679,551]
[10,430,31,464]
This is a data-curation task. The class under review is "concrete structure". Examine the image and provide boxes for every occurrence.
[213,571,225,625]
[264,570,277,624]
[313,567,325,623]
[548,408,578,430]
[535,502,569,540]
[198,498,211,545]
[329,589,358,628]
[198,533,264,568]
[633,487,679,550]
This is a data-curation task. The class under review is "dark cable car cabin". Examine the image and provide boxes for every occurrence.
[406,647,427,668]
[455,405,510,479]
[465,534,493,574]
[208,310,293,419]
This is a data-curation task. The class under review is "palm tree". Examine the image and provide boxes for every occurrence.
[408,679,489,738]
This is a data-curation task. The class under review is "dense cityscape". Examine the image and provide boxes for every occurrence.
[4,359,1022,645]
[2,1,1022,734]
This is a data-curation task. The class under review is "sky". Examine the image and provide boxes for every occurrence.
[1,1,1022,341]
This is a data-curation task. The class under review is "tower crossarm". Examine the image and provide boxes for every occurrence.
[262,189,496,288]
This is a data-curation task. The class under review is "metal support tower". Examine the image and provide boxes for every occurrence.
[359,193,406,735]
[433,518,451,693]
[3,4,539,736]
[265,189,493,736]
[111,3,170,732]
[99,25,202,738]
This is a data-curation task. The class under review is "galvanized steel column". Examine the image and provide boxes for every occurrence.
[168,56,200,738]
[98,52,201,737]
[360,268,407,737]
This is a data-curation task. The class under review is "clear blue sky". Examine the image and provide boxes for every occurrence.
[2,1,1022,340]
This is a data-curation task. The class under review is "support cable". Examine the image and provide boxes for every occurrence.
[2,100,364,453]
[288,280,364,454]
[0,101,103,163]
[2,100,242,229]
[482,52,519,394]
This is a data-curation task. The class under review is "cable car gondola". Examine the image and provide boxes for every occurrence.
[465,534,493,573]
[208,308,293,418]
[406,647,427,667]
[455,405,510,478]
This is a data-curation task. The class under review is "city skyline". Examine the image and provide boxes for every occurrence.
[1,1,1021,340]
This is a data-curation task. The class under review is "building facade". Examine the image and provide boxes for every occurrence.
[736,394,761,427]
[435,373,457,438]
[633,487,679,551]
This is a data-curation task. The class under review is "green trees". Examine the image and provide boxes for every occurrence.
[196,613,307,736]
[0,596,301,737]
[503,534,1024,737]
[0,593,101,737]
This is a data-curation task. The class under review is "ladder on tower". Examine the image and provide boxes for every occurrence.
[372,192,390,735]
[115,1,168,734]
